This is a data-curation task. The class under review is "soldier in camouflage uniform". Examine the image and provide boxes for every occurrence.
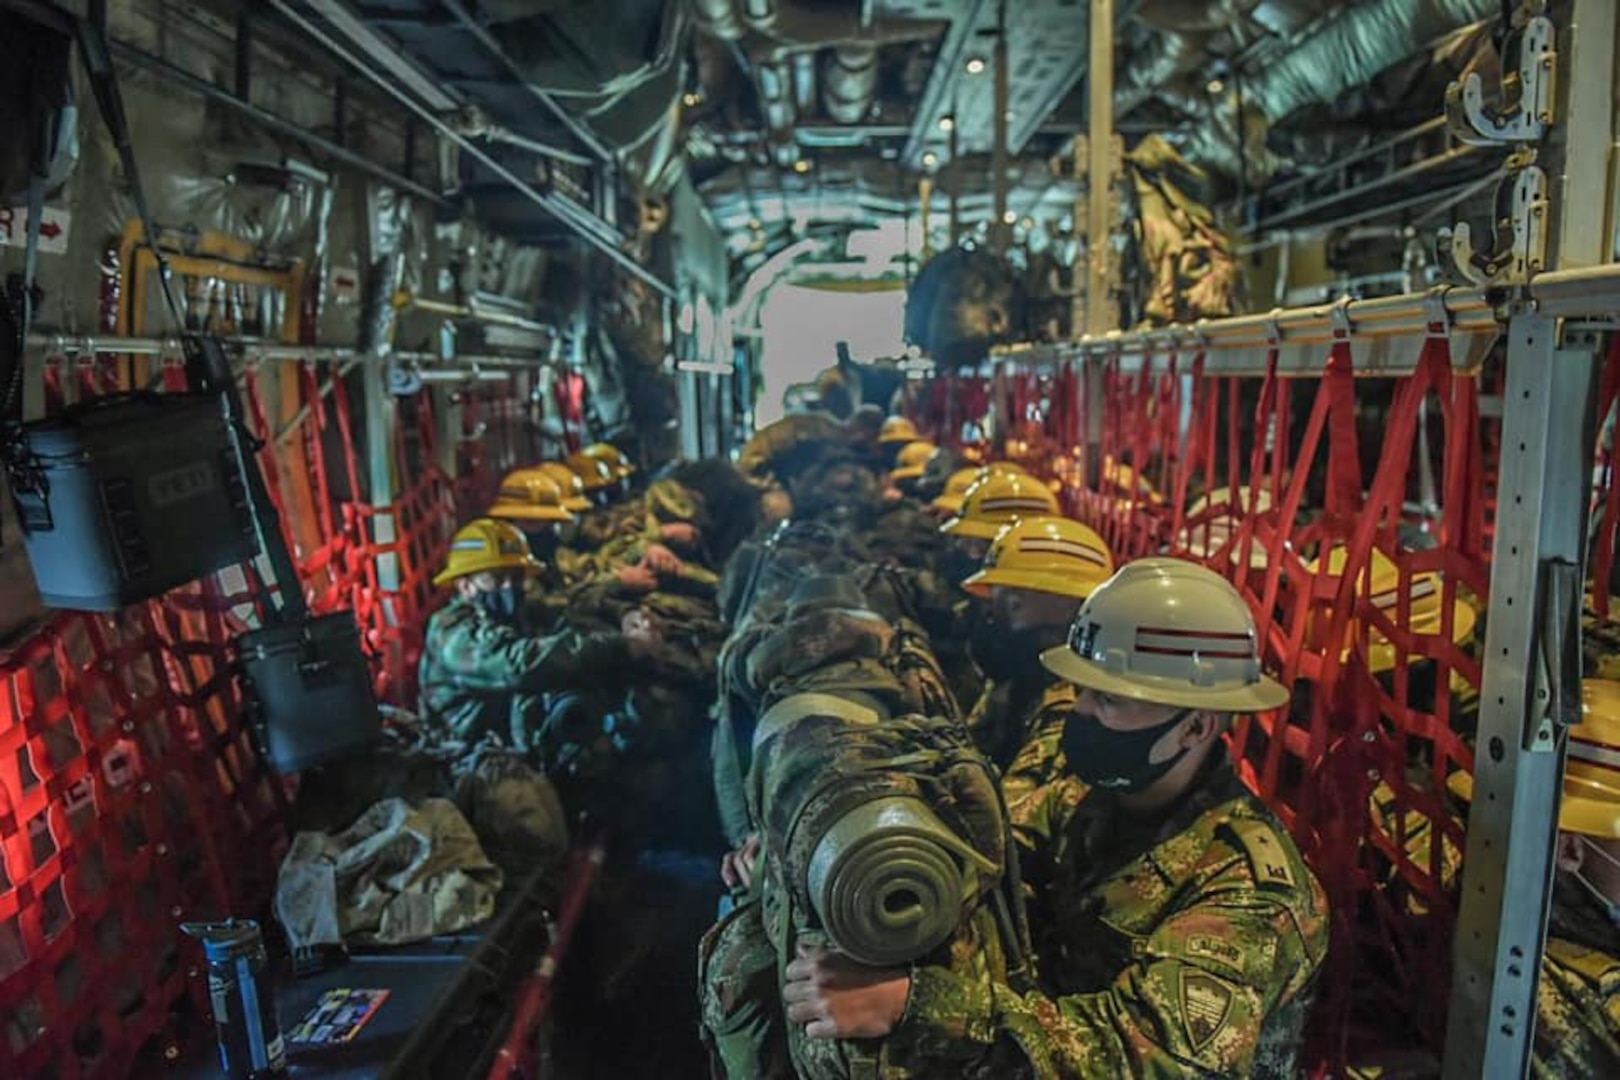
[938,472,1063,755]
[417,519,659,755]
[783,559,1328,1079]
[866,441,948,573]
[701,573,1017,1080]
[1451,678,1620,1077]
[957,517,1113,806]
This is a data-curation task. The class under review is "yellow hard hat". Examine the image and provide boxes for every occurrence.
[940,471,1060,541]
[433,518,541,587]
[963,516,1115,600]
[535,462,593,512]
[1449,679,1620,838]
[929,462,1034,516]
[584,442,635,479]
[930,467,985,515]
[890,440,939,482]
[879,416,922,445]
[1308,546,1478,674]
[488,469,577,524]
[566,451,619,493]
[1179,486,1273,569]
[1101,454,1163,506]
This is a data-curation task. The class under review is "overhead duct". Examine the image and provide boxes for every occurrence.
[1163,0,1499,182]
[757,61,800,167]
[823,45,877,125]
[740,0,941,49]
[691,0,746,41]
[792,52,819,115]
[1241,0,1498,122]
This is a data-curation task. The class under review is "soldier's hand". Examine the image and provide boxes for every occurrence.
[641,543,684,575]
[660,522,700,547]
[615,565,659,593]
[782,944,910,1040]
[720,833,761,892]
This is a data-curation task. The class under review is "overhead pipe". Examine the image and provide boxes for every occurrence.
[822,45,877,125]
[108,41,451,209]
[266,0,675,299]
[739,0,941,49]
[691,0,747,41]
[756,60,801,167]
[393,290,557,335]
[436,0,615,163]
[792,52,819,115]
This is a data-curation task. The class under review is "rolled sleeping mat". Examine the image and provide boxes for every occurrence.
[805,795,996,967]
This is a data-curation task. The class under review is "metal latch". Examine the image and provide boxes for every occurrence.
[1529,558,1583,750]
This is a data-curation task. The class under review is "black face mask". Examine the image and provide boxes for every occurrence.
[475,583,522,622]
[523,528,561,564]
[973,622,1058,684]
[1062,706,1194,793]
[941,547,982,591]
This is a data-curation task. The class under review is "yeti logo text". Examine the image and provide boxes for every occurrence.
[148,462,216,507]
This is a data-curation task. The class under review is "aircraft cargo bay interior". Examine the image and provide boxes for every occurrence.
[0,1,1618,1078]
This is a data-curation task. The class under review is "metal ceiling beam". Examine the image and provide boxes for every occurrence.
[436,0,615,165]
[268,0,674,298]
[900,0,993,167]
[109,39,453,209]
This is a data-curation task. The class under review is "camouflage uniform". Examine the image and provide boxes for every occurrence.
[865,497,946,574]
[1534,882,1620,1078]
[996,681,1080,813]
[884,753,1329,1078]
[702,671,1020,1080]
[417,595,630,753]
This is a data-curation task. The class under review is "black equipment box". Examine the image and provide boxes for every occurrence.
[10,393,258,610]
[238,611,381,773]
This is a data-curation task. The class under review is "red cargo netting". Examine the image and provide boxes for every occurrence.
[914,371,991,454]
[997,316,1501,1070]
[0,580,287,1079]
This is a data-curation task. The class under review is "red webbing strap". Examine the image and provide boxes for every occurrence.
[1590,334,1620,620]
[1167,353,1206,548]
[297,364,337,548]
[1050,362,1082,450]
[241,366,295,568]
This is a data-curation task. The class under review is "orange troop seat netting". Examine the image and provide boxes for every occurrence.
[0,355,544,1073]
[916,323,1503,1069]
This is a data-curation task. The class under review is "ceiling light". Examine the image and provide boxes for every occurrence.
[938,115,955,133]
[921,151,939,168]
[1021,216,1035,230]
[1207,78,1227,95]
[1002,210,1018,225]
[682,91,702,109]
[965,57,987,75]
[793,158,812,174]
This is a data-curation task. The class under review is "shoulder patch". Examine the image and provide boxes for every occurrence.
[1179,969,1236,1052]
[1223,818,1299,892]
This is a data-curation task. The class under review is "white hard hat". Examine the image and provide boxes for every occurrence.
[1041,557,1289,712]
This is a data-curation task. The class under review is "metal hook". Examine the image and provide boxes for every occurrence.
[1445,14,1556,146]
[1437,167,1549,286]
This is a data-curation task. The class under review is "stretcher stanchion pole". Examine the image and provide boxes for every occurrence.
[487,836,609,1080]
